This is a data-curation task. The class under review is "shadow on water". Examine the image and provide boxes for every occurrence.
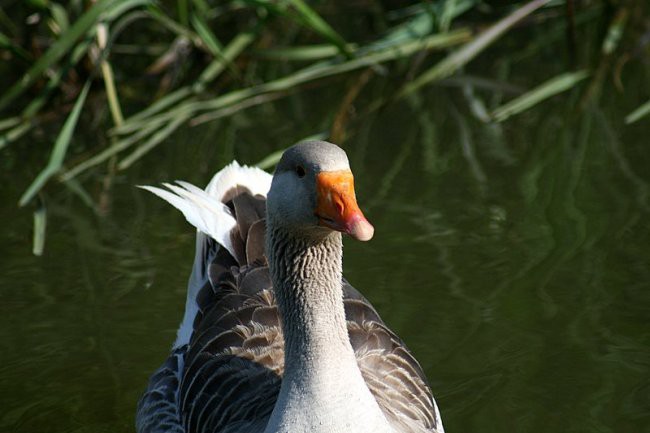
[1,11,650,433]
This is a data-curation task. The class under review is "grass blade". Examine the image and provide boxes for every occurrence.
[19,81,91,207]
[118,87,193,126]
[601,8,628,56]
[440,0,459,32]
[287,0,351,57]
[103,0,153,21]
[178,0,189,26]
[254,44,344,61]
[48,2,70,34]
[33,203,47,256]
[147,6,200,42]
[97,24,124,126]
[0,31,31,61]
[194,31,253,92]
[383,7,434,44]
[117,116,188,170]
[492,70,589,122]
[625,99,650,125]
[0,123,32,151]
[399,0,551,97]
[191,92,288,126]
[61,118,163,181]
[0,117,21,131]
[190,12,223,56]
[63,178,98,212]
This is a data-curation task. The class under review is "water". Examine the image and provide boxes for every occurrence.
[2,42,649,433]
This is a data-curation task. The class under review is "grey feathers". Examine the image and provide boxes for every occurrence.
[275,141,350,175]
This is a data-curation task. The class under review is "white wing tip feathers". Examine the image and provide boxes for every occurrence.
[138,162,272,251]
[140,162,272,348]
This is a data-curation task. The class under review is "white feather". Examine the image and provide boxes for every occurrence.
[206,161,273,200]
[140,161,273,348]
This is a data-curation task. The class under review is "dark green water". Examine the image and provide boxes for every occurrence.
[2,43,649,433]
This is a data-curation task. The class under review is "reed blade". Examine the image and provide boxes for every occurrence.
[33,203,47,257]
[625,99,650,125]
[492,70,589,122]
[19,81,91,207]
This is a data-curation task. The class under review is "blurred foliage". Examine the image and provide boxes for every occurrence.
[0,0,648,252]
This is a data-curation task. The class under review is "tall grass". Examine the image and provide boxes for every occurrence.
[0,0,647,253]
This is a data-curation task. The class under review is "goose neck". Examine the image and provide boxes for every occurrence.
[264,224,393,433]
[267,227,352,370]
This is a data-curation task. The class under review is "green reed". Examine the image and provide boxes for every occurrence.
[0,0,647,254]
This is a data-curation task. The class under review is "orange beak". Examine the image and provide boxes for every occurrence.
[315,170,374,241]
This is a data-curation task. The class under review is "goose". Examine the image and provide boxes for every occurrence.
[136,141,444,433]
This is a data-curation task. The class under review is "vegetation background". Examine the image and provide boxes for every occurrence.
[2,0,647,241]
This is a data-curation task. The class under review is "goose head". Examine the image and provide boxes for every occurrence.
[267,141,374,242]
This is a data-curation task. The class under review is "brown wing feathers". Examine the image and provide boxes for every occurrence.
[343,295,438,431]
[178,192,282,432]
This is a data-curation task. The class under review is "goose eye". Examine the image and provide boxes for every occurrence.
[295,165,306,178]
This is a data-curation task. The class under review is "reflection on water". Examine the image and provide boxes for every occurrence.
[2,56,649,433]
